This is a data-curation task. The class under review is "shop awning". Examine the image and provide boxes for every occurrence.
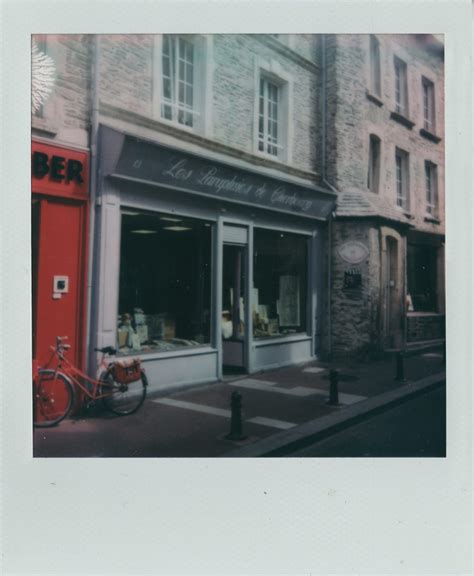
[99,125,336,221]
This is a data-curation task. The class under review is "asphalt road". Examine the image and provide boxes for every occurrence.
[290,384,446,457]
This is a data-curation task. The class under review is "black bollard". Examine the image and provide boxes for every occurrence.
[327,369,340,405]
[395,351,406,382]
[442,340,446,365]
[226,390,246,441]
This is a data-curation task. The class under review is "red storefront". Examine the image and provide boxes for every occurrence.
[32,140,90,374]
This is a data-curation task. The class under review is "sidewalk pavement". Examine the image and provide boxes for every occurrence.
[33,349,446,458]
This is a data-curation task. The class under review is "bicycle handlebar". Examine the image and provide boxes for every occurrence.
[94,346,117,356]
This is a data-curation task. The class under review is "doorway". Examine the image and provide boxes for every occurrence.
[384,235,402,349]
[222,225,248,374]
[32,196,88,369]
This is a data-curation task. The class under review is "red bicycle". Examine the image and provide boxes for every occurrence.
[33,336,148,428]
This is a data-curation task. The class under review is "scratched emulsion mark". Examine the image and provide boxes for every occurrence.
[31,40,56,114]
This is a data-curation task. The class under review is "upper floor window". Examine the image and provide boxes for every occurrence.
[154,34,210,134]
[422,77,435,133]
[394,56,408,116]
[367,134,381,193]
[395,148,409,211]
[258,77,281,157]
[425,161,438,216]
[369,35,381,97]
[161,35,196,127]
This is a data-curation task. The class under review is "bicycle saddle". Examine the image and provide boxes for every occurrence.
[94,346,117,355]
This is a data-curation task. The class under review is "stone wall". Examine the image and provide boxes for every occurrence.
[325,34,445,233]
[99,35,153,118]
[98,34,321,176]
[325,219,382,360]
[407,314,445,342]
[32,34,92,148]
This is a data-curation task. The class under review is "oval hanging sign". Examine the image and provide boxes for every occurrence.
[337,241,369,264]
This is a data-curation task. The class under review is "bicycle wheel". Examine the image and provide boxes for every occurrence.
[101,369,147,416]
[33,369,75,428]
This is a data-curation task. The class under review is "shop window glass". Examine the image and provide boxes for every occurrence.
[407,244,437,312]
[118,210,212,354]
[253,228,308,338]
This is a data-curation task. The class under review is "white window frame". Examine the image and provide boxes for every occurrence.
[422,76,436,133]
[394,56,409,116]
[395,147,410,211]
[254,59,292,163]
[425,160,438,216]
[369,35,382,97]
[153,34,212,136]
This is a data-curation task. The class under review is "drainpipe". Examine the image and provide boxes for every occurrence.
[85,34,100,373]
[321,34,338,359]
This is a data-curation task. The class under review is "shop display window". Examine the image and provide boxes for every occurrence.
[253,228,308,338]
[118,210,212,355]
[407,243,437,312]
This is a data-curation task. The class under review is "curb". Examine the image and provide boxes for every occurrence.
[223,371,446,457]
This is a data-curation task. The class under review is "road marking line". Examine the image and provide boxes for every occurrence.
[153,398,297,430]
[336,392,368,405]
[422,353,443,358]
[247,416,296,430]
[234,378,277,386]
[303,367,326,374]
[228,379,367,404]
[229,380,316,396]
[153,398,231,418]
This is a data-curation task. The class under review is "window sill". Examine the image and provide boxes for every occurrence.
[254,147,288,165]
[32,116,59,136]
[366,90,383,107]
[157,115,198,135]
[424,215,441,224]
[419,128,442,144]
[406,311,443,317]
[115,345,217,362]
[253,333,311,347]
[390,111,415,130]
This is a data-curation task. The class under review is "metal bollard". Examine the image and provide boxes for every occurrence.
[395,351,406,382]
[226,390,246,441]
[327,369,340,405]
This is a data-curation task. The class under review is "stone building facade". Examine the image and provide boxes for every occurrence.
[322,34,445,358]
[31,33,445,381]
[32,34,337,391]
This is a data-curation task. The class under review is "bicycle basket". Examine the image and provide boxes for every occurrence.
[111,359,142,384]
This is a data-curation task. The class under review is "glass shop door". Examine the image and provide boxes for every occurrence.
[222,225,248,374]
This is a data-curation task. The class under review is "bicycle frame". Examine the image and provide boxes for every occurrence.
[38,344,116,403]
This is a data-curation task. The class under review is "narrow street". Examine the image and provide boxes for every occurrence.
[289,384,446,457]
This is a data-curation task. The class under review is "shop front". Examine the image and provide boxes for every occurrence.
[406,229,445,343]
[91,126,335,392]
[32,140,90,372]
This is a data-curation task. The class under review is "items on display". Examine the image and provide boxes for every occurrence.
[117,308,201,354]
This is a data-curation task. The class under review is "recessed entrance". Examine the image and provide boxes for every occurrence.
[222,225,248,374]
